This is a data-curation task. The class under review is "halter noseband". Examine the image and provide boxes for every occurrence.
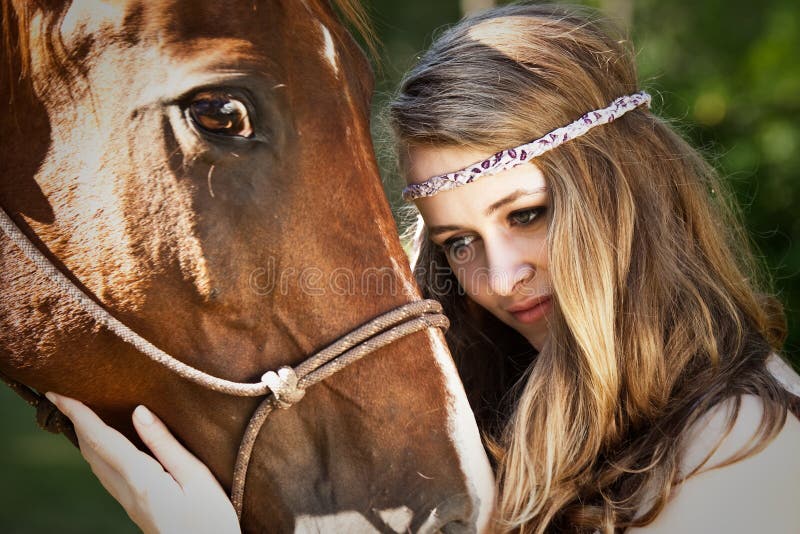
[0,206,449,520]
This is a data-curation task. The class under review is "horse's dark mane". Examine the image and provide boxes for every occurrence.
[330,0,378,60]
[1,0,33,90]
[1,0,74,101]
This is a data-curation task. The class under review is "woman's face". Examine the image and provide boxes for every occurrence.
[405,145,553,351]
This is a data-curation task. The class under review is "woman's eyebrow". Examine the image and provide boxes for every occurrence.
[428,224,463,237]
[485,187,547,216]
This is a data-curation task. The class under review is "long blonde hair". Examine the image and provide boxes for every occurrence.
[389,4,789,532]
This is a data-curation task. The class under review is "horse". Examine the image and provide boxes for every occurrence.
[0,1,494,532]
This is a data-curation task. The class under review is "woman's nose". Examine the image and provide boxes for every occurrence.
[484,235,534,296]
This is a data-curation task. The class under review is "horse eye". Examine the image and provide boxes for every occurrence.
[188,91,253,138]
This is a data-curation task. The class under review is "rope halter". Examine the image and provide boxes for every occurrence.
[0,206,449,520]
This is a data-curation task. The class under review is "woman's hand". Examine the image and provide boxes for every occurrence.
[44,392,241,534]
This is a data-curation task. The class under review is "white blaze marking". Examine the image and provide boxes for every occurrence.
[377,506,414,533]
[427,329,496,532]
[295,511,378,533]
[390,256,417,299]
[312,14,492,530]
[318,22,340,76]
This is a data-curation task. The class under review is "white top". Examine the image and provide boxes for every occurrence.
[628,353,800,533]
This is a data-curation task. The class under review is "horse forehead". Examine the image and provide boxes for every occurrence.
[59,0,333,54]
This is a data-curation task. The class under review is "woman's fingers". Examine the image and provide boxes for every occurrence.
[45,392,153,481]
[76,444,140,511]
[131,405,215,488]
[43,392,240,533]
[131,405,240,530]
[44,392,170,517]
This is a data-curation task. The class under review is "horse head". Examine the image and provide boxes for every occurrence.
[0,1,494,531]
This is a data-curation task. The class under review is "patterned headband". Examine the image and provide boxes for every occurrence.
[402,91,652,201]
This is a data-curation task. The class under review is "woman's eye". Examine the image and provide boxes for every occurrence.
[188,91,253,138]
[443,235,477,262]
[509,207,545,226]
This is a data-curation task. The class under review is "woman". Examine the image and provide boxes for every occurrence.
[46,3,800,533]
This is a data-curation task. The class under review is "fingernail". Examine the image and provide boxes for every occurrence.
[134,405,155,425]
[45,392,59,404]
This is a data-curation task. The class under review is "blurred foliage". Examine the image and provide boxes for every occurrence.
[1,0,797,531]
[630,0,800,366]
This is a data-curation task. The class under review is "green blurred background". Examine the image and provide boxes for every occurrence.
[1,0,797,531]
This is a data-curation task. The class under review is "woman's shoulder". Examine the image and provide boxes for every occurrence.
[629,356,800,533]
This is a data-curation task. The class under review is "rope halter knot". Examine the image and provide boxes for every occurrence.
[261,366,306,409]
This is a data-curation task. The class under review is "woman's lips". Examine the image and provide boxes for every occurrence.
[507,295,552,324]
